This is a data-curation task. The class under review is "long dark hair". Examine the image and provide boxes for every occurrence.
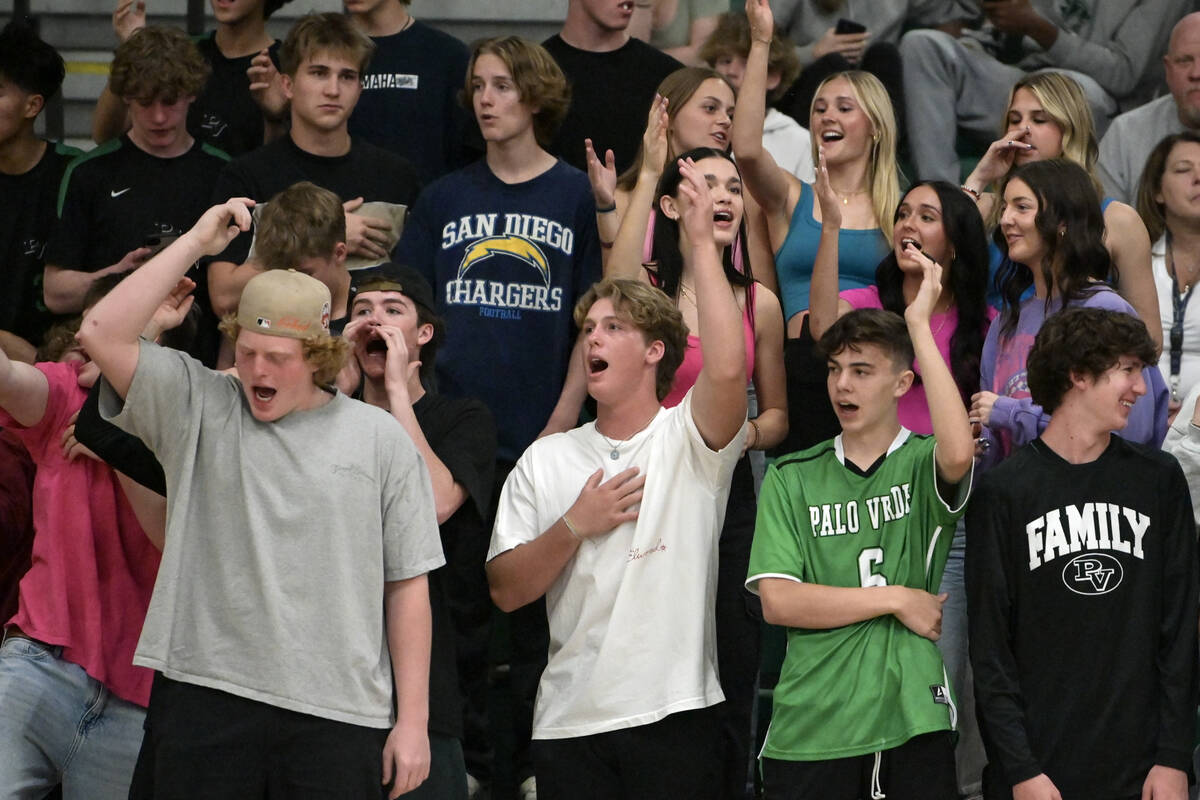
[873,181,989,402]
[994,158,1111,338]
[1136,130,1200,242]
[649,147,754,301]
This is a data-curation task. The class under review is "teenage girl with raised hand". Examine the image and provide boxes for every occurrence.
[584,67,776,288]
[974,158,1169,468]
[733,0,899,455]
[960,71,1160,350]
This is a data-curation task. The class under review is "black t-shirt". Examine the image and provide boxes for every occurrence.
[542,35,681,174]
[46,135,230,274]
[349,21,473,184]
[0,141,79,345]
[412,391,496,739]
[210,135,421,265]
[966,436,1199,798]
[191,32,282,158]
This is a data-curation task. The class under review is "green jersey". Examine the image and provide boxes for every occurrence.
[747,430,970,761]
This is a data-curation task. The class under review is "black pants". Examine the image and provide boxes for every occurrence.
[777,43,907,157]
[129,674,389,799]
[715,456,762,799]
[533,706,722,800]
[761,731,958,800]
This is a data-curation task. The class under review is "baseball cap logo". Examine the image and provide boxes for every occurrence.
[256,317,271,329]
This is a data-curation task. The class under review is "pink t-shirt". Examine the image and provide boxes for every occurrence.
[0,362,160,706]
[840,286,993,435]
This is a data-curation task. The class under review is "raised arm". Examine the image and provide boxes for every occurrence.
[904,247,973,483]
[731,0,793,220]
[606,95,669,280]
[807,150,845,339]
[681,158,747,449]
[78,199,254,398]
[90,0,143,143]
[0,338,49,428]
[1105,201,1162,352]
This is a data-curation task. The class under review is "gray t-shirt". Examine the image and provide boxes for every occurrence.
[101,342,444,728]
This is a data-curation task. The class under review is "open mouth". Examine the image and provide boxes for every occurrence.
[365,337,388,356]
[713,210,734,223]
[821,131,844,142]
[901,238,922,251]
[835,401,859,413]
[588,357,609,375]
[711,131,728,145]
[253,386,276,402]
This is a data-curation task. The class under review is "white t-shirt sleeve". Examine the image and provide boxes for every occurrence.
[679,388,747,492]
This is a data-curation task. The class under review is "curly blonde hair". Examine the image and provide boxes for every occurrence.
[110,26,209,101]
[573,278,687,401]
[219,316,349,387]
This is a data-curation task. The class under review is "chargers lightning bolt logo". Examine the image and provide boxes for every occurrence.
[456,235,551,288]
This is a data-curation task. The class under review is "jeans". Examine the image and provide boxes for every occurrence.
[0,634,146,800]
[936,520,986,796]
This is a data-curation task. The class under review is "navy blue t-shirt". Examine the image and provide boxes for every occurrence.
[349,20,472,184]
[396,158,601,462]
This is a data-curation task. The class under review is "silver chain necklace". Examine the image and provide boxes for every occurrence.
[596,412,658,460]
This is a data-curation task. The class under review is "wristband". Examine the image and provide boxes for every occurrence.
[748,419,760,449]
[960,184,981,201]
[562,514,584,541]
[595,202,617,213]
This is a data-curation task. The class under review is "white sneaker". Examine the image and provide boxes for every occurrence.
[519,776,537,800]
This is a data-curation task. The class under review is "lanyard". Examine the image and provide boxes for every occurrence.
[1168,233,1196,402]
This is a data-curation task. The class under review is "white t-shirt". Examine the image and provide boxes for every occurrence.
[488,390,745,739]
[102,342,444,728]
[764,108,815,184]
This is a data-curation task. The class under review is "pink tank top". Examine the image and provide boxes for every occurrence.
[662,281,757,409]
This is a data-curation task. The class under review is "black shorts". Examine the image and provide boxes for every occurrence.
[129,673,389,799]
[761,731,958,800]
[532,706,721,800]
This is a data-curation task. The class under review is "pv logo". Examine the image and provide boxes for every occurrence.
[1061,552,1123,596]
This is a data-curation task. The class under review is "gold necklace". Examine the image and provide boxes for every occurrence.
[831,186,868,205]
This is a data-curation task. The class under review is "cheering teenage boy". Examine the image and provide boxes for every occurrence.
[747,249,974,799]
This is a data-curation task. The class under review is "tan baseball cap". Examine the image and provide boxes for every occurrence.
[237,269,332,339]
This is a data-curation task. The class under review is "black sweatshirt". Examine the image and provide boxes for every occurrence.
[967,436,1199,799]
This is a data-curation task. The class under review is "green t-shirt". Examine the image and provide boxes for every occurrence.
[747,430,971,760]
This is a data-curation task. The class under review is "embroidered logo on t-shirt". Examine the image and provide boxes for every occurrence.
[110,187,131,198]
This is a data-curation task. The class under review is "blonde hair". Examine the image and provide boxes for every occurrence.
[219,316,349,387]
[256,182,345,271]
[808,70,900,245]
[573,278,687,401]
[1003,72,1100,190]
[464,36,570,148]
[618,67,736,191]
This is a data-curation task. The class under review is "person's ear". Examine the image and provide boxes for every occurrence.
[645,338,665,365]
[22,93,45,121]
[416,322,434,347]
[659,193,680,221]
[894,367,915,397]
[281,72,294,101]
[765,71,782,92]
[332,242,348,266]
